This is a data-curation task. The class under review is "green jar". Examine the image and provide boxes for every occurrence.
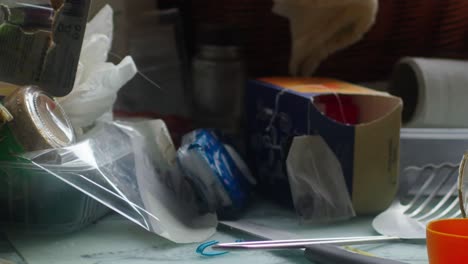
[0,86,108,233]
[0,86,75,158]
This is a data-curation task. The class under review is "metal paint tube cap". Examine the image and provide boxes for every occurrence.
[3,86,75,151]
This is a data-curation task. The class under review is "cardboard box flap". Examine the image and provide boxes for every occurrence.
[353,94,402,125]
[312,93,403,126]
[257,77,402,127]
[258,77,388,96]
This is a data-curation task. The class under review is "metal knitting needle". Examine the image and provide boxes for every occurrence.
[215,235,392,246]
[213,236,401,251]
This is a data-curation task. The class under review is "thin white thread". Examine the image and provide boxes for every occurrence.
[307,102,311,134]
[266,89,287,132]
[17,3,53,11]
[109,52,164,91]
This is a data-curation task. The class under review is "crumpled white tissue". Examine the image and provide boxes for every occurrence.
[273,0,378,76]
[58,5,137,132]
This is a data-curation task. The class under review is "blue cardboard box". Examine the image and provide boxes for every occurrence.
[246,77,403,214]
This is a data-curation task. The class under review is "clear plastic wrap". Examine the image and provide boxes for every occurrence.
[0,0,91,96]
[0,120,217,243]
[177,129,255,219]
[286,135,356,222]
[0,0,55,30]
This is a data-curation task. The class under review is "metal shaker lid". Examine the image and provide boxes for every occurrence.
[3,86,75,151]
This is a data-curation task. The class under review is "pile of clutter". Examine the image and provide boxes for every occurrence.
[0,4,256,244]
[0,2,405,245]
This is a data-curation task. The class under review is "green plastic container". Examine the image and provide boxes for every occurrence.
[0,87,108,233]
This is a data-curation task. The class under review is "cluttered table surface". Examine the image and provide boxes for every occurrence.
[0,201,428,264]
[0,1,467,264]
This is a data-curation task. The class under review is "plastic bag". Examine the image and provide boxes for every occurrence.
[286,135,355,222]
[177,129,255,219]
[58,5,137,132]
[0,120,217,243]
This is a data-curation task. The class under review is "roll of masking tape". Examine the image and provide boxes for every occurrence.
[389,57,468,128]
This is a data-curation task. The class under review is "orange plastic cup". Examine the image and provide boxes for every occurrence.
[427,219,468,264]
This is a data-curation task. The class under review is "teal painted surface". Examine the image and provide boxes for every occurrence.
[4,201,429,264]
[0,233,25,264]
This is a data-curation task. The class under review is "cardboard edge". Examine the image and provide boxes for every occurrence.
[354,94,403,127]
[352,99,402,214]
[253,78,403,128]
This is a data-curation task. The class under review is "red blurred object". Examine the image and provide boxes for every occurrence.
[314,95,360,125]
[176,0,468,82]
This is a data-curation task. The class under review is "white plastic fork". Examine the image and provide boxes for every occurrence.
[372,163,461,239]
